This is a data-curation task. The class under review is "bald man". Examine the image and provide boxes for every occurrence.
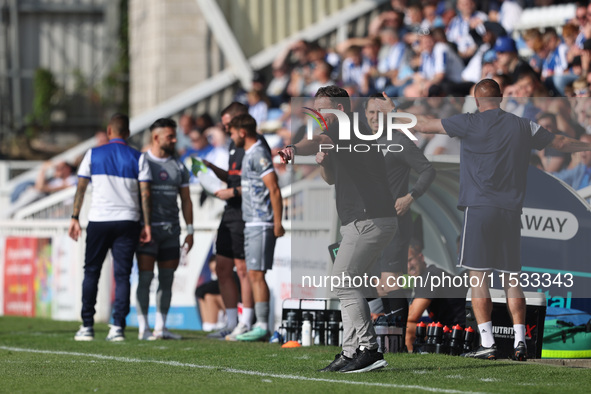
[414,79,591,361]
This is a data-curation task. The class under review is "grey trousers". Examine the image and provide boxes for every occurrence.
[332,217,397,357]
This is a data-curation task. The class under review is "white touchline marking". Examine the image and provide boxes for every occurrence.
[0,346,483,394]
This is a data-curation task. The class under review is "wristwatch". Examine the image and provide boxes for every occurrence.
[233,187,239,197]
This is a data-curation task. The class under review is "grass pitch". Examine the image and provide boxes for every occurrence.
[1,316,590,393]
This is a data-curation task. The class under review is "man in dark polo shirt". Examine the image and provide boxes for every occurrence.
[413,78,591,361]
[279,86,397,373]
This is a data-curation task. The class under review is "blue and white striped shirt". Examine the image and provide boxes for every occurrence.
[542,43,569,78]
[420,43,464,83]
[446,11,487,54]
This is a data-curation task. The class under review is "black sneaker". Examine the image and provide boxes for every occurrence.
[461,345,497,360]
[339,347,388,373]
[318,352,353,372]
[512,341,527,361]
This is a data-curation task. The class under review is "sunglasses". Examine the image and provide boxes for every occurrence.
[575,89,589,95]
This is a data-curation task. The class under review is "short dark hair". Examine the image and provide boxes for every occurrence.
[536,112,557,126]
[149,118,177,132]
[493,73,511,90]
[409,238,423,254]
[315,85,351,113]
[363,93,386,110]
[543,27,559,39]
[228,114,257,137]
[221,102,248,118]
[109,113,129,137]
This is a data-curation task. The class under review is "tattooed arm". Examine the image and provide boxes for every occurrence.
[139,181,152,244]
[68,177,90,241]
[550,135,591,153]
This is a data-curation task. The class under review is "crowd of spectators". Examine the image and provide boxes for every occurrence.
[207,0,591,193]
[9,0,591,219]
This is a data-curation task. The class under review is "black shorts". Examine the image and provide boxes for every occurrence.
[215,215,245,260]
[136,224,181,261]
[195,280,220,299]
[458,206,521,273]
[195,272,241,300]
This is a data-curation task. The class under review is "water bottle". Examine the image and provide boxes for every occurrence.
[433,322,444,345]
[286,311,298,342]
[414,321,427,353]
[327,312,340,346]
[436,325,450,354]
[450,324,464,355]
[314,312,325,345]
[426,322,436,345]
[179,243,189,266]
[301,313,312,347]
[463,326,475,353]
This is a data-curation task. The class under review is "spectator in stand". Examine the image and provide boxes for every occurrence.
[368,8,407,37]
[205,126,229,150]
[195,113,215,134]
[462,21,506,83]
[277,40,312,97]
[376,28,409,93]
[584,3,591,47]
[34,160,77,195]
[574,77,590,97]
[340,45,370,95]
[273,39,310,76]
[247,89,269,127]
[360,37,382,95]
[405,4,424,34]
[536,112,571,172]
[181,129,214,163]
[7,160,78,219]
[403,29,465,97]
[503,72,545,120]
[94,131,108,147]
[493,36,535,84]
[303,60,336,97]
[541,28,573,95]
[572,2,590,49]
[554,134,591,192]
[251,71,266,94]
[176,113,196,156]
[493,73,511,95]
[446,0,487,63]
[490,0,522,34]
[583,40,591,85]
[523,29,547,75]
[267,65,290,108]
[563,24,583,67]
[181,127,226,191]
[421,2,445,30]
